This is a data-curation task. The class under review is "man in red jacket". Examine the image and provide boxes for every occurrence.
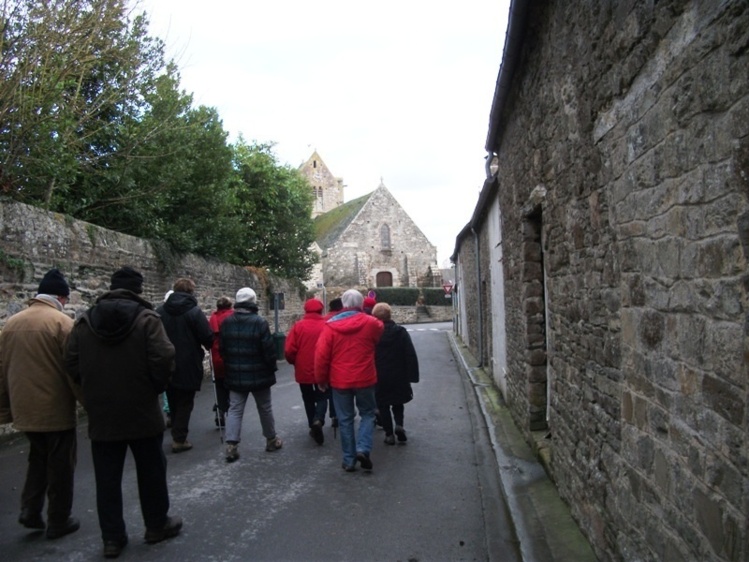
[285,298,330,444]
[315,289,383,471]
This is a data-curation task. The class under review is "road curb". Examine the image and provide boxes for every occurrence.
[448,332,597,562]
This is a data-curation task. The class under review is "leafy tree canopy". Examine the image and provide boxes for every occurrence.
[0,0,318,281]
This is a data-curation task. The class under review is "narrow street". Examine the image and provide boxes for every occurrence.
[0,322,520,562]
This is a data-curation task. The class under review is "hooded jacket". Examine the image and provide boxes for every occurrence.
[65,289,175,441]
[0,297,79,431]
[219,303,277,393]
[314,309,383,389]
[157,291,213,391]
[284,300,325,384]
[375,320,419,405]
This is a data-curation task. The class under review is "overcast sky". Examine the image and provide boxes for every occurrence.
[135,0,510,269]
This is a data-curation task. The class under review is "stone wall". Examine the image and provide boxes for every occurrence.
[0,199,304,333]
[462,2,749,561]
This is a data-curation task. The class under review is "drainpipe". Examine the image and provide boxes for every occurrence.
[471,227,483,367]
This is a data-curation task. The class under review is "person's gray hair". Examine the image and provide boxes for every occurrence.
[341,289,363,310]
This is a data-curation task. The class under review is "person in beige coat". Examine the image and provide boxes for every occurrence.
[0,269,83,539]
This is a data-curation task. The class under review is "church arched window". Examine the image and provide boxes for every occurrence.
[380,224,391,251]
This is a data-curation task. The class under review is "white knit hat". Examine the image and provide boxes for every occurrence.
[235,287,257,304]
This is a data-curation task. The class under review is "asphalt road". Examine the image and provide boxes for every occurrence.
[0,322,521,562]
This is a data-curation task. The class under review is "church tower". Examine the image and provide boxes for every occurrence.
[298,151,344,218]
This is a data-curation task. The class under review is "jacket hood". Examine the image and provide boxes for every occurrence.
[326,310,376,335]
[162,291,198,316]
[83,290,152,342]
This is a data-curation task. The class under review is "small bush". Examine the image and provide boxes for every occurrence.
[370,287,420,306]
[422,287,452,306]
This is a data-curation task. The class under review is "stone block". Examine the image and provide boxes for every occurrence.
[702,374,745,426]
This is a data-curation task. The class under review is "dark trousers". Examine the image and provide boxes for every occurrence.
[91,434,170,541]
[22,429,77,526]
[299,384,336,427]
[166,388,196,443]
[214,380,230,415]
[376,402,405,436]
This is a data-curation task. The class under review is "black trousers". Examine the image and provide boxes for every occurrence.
[166,388,196,443]
[376,402,405,436]
[91,434,170,541]
[22,429,77,526]
[299,384,336,427]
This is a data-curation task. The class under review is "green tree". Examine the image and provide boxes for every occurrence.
[0,0,166,207]
[230,139,317,279]
[68,64,239,258]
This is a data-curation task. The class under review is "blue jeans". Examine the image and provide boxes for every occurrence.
[331,386,376,467]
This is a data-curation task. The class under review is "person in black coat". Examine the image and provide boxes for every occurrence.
[371,303,419,445]
[157,278,213,453]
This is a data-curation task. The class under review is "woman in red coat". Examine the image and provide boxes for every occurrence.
[209,296,234,426]
[284,298,330,444]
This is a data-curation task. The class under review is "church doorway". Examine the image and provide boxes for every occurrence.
[376,272,393,287]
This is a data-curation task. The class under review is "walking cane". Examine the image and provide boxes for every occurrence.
[209,354,224,444]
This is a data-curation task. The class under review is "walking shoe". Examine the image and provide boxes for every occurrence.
[265,436,283,452]
[342,462,357,472]
[46,517,80,539]
[384,435,396,445]
[144,515,183,544]
[18,509,45,530]
[356,451,373,470]
[171,440,193,453]
[310,419,324,445]
[395,426,408,442]
[103,536,128,558]
[225,443,239,463]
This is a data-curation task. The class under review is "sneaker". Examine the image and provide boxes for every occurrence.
[310,419,324,445]
[103,536,128,558]
[171,440,193,453]
[225,443,239,463]
[144,515,183,544]
[46,516,80,539]
[265,436,283,452]
[384,435,395,445]
[18,509,45,530]
[395,426,407,443]
[356,451,373,470]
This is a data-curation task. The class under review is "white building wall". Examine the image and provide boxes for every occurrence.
[488,198,508,399]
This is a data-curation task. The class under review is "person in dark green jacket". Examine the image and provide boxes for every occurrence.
[219,287,282,462]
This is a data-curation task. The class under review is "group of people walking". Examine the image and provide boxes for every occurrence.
[286,289,419,472]
[0,267,419,559]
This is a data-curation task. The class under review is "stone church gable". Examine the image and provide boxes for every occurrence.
[317,181,438,288]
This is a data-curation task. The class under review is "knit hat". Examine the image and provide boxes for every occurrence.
[303,298,324,314]
[235,287,257,305]
[110,266,144,294]
[341,289,363,310]
[38,268,70,297]
[363,297,377,309]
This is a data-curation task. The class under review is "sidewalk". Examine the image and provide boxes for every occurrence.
[448,332,598,562]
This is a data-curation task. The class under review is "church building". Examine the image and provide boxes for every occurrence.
[299,152,439,289]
